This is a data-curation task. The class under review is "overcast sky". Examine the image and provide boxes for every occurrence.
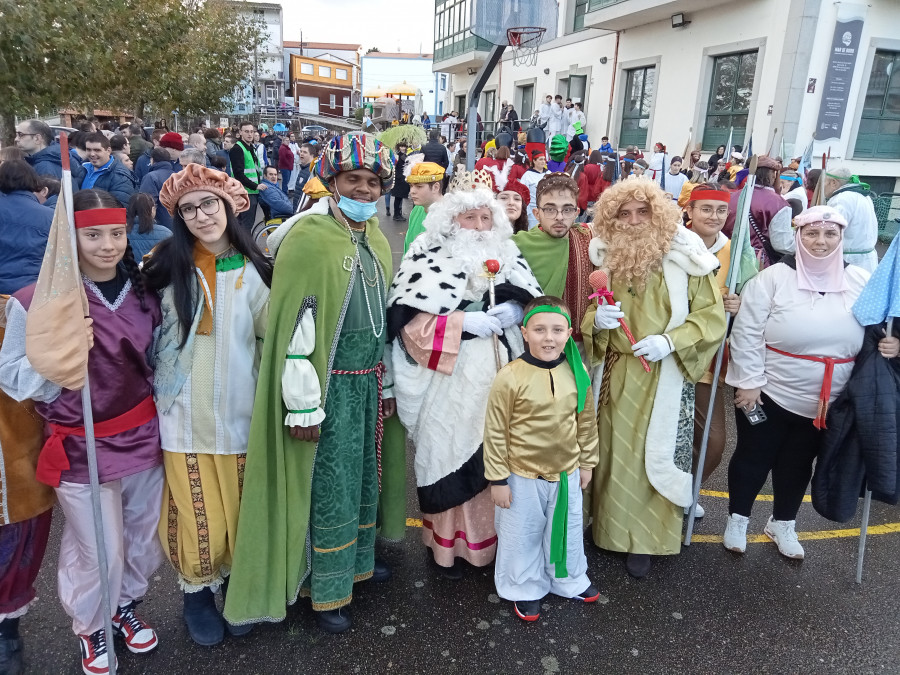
[278,0,435,54]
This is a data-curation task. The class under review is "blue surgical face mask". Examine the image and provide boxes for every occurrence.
[336,188,378,222]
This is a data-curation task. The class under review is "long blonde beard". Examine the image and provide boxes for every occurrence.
[603,224,673,290]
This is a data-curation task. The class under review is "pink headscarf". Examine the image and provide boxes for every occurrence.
[793,205,849,294]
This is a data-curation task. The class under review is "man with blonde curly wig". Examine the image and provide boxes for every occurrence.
[582,179,726,579]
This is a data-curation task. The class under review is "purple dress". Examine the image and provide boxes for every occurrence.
[14,278,162,484]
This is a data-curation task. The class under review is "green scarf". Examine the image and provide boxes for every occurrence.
[513,227,570,297]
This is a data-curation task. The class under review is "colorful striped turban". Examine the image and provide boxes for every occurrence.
[314,133,395,193]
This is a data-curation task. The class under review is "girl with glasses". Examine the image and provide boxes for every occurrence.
[142,164,272,647]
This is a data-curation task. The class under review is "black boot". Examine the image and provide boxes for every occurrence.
[316,607,352,634]
[625,553,652,579]
[183,588,224,646]
[371,558,392,583]
[0,619,23,675]
[219,577,253,638]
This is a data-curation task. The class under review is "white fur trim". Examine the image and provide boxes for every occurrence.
[266,199,330,257]
[388,237,542,315]
[590,224,719,508]
[403,153,425,179]
[393,326,525,487]
[485,159,513,191]
[588,225,719,278]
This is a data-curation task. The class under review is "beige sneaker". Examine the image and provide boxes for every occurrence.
[764,516,805,559]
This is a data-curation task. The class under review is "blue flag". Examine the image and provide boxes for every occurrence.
[852,235,900,326]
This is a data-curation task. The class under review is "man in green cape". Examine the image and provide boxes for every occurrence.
[223,133,406,634]
[513,173,595,348]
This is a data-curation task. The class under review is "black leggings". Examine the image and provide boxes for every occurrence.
[727,392,822,521]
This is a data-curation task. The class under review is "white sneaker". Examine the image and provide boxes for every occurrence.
[722,513,749,553]
[764,517,805,559]
[685,503,705,518]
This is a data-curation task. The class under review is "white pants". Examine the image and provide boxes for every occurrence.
[55,465,165,635]
[494,470,591,602]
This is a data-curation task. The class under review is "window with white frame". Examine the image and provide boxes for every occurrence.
[336,68,348,80]
[300,62,313,75]
[319,65,331,78]
[330,94,336,109]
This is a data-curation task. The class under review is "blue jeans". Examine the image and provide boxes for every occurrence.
[281,169,292,195]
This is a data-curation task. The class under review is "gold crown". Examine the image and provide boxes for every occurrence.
[447,168,494,193]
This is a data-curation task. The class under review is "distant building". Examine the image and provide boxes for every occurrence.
[362,52,449,117]
[283,41,362,98]
[221,1,285,114]
[288,52,358,117]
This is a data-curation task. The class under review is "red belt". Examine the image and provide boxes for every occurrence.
[331,363,386,489]
[37,395,157,487]
[765,345,854,430]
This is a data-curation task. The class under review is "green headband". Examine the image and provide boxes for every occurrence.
[521,304,590,414]
[825,173,870,191]
[523,304,571,327]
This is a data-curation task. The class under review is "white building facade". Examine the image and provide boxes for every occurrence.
[222,1,285,114]
[435,0,900,193]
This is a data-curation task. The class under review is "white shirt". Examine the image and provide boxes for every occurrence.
[539,102,552,125]
[827,188,879,272]
[660,171,688,201]
[784,185,808,209]
[726,261,869,418]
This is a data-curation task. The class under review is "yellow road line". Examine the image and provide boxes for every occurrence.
[699,489,811,503]
[405,517,900,543]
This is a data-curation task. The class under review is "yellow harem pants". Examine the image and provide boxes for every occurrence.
[159,451,246,591]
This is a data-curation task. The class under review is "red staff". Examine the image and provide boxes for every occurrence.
[588,269,651,373]
[483,259,502,370]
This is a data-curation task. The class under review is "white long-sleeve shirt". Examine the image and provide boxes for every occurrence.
[726,261,869,418]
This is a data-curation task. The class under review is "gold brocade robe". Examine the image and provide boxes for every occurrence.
[581,267,724,555]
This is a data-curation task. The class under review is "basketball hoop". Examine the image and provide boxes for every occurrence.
[507,27,546,67]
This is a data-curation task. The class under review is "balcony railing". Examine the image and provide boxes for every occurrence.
[434,34,494,63]
[588,0,628,8]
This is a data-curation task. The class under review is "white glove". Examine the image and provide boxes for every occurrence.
[632,334,674,362]
[486,302,523,329]
[462,311,503,338]
[593,301,624,330]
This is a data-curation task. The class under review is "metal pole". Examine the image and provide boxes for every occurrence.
[857,316,894,583]
[855,488,872,584]
[60,146,117,674]
[466,45,506,171]
[685,160,757,545]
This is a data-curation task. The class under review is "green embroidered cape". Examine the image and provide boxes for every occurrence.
[223,211,404,625]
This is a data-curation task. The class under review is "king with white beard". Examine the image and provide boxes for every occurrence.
[387,169,542,579]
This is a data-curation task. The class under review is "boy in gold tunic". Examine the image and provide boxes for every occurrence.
[483,296,600,623]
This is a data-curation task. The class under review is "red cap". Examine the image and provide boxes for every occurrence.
[160,132,184,151]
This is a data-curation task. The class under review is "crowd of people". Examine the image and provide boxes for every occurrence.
[0,115,897,675]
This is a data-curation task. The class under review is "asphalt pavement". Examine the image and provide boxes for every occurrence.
[22,200,900,674]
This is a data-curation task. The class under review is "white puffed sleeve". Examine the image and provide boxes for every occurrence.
[282,302,326,428]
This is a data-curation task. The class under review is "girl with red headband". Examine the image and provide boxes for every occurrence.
[684,184,742,518]
[0,189,163,675]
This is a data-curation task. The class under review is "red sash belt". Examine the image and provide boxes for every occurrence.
[765,345,854,430]
[37,395,157,487]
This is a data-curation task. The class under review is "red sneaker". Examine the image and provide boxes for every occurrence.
[78,629,115,675]
[575,585,601,603]
[513,600,541,622]
[112,602,159,654]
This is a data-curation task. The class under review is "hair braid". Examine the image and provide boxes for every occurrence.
[121,243,148,311]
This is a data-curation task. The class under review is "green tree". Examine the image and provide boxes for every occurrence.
[0,0,266,143]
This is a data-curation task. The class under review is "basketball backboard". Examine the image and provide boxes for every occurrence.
[470,0,558,46]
